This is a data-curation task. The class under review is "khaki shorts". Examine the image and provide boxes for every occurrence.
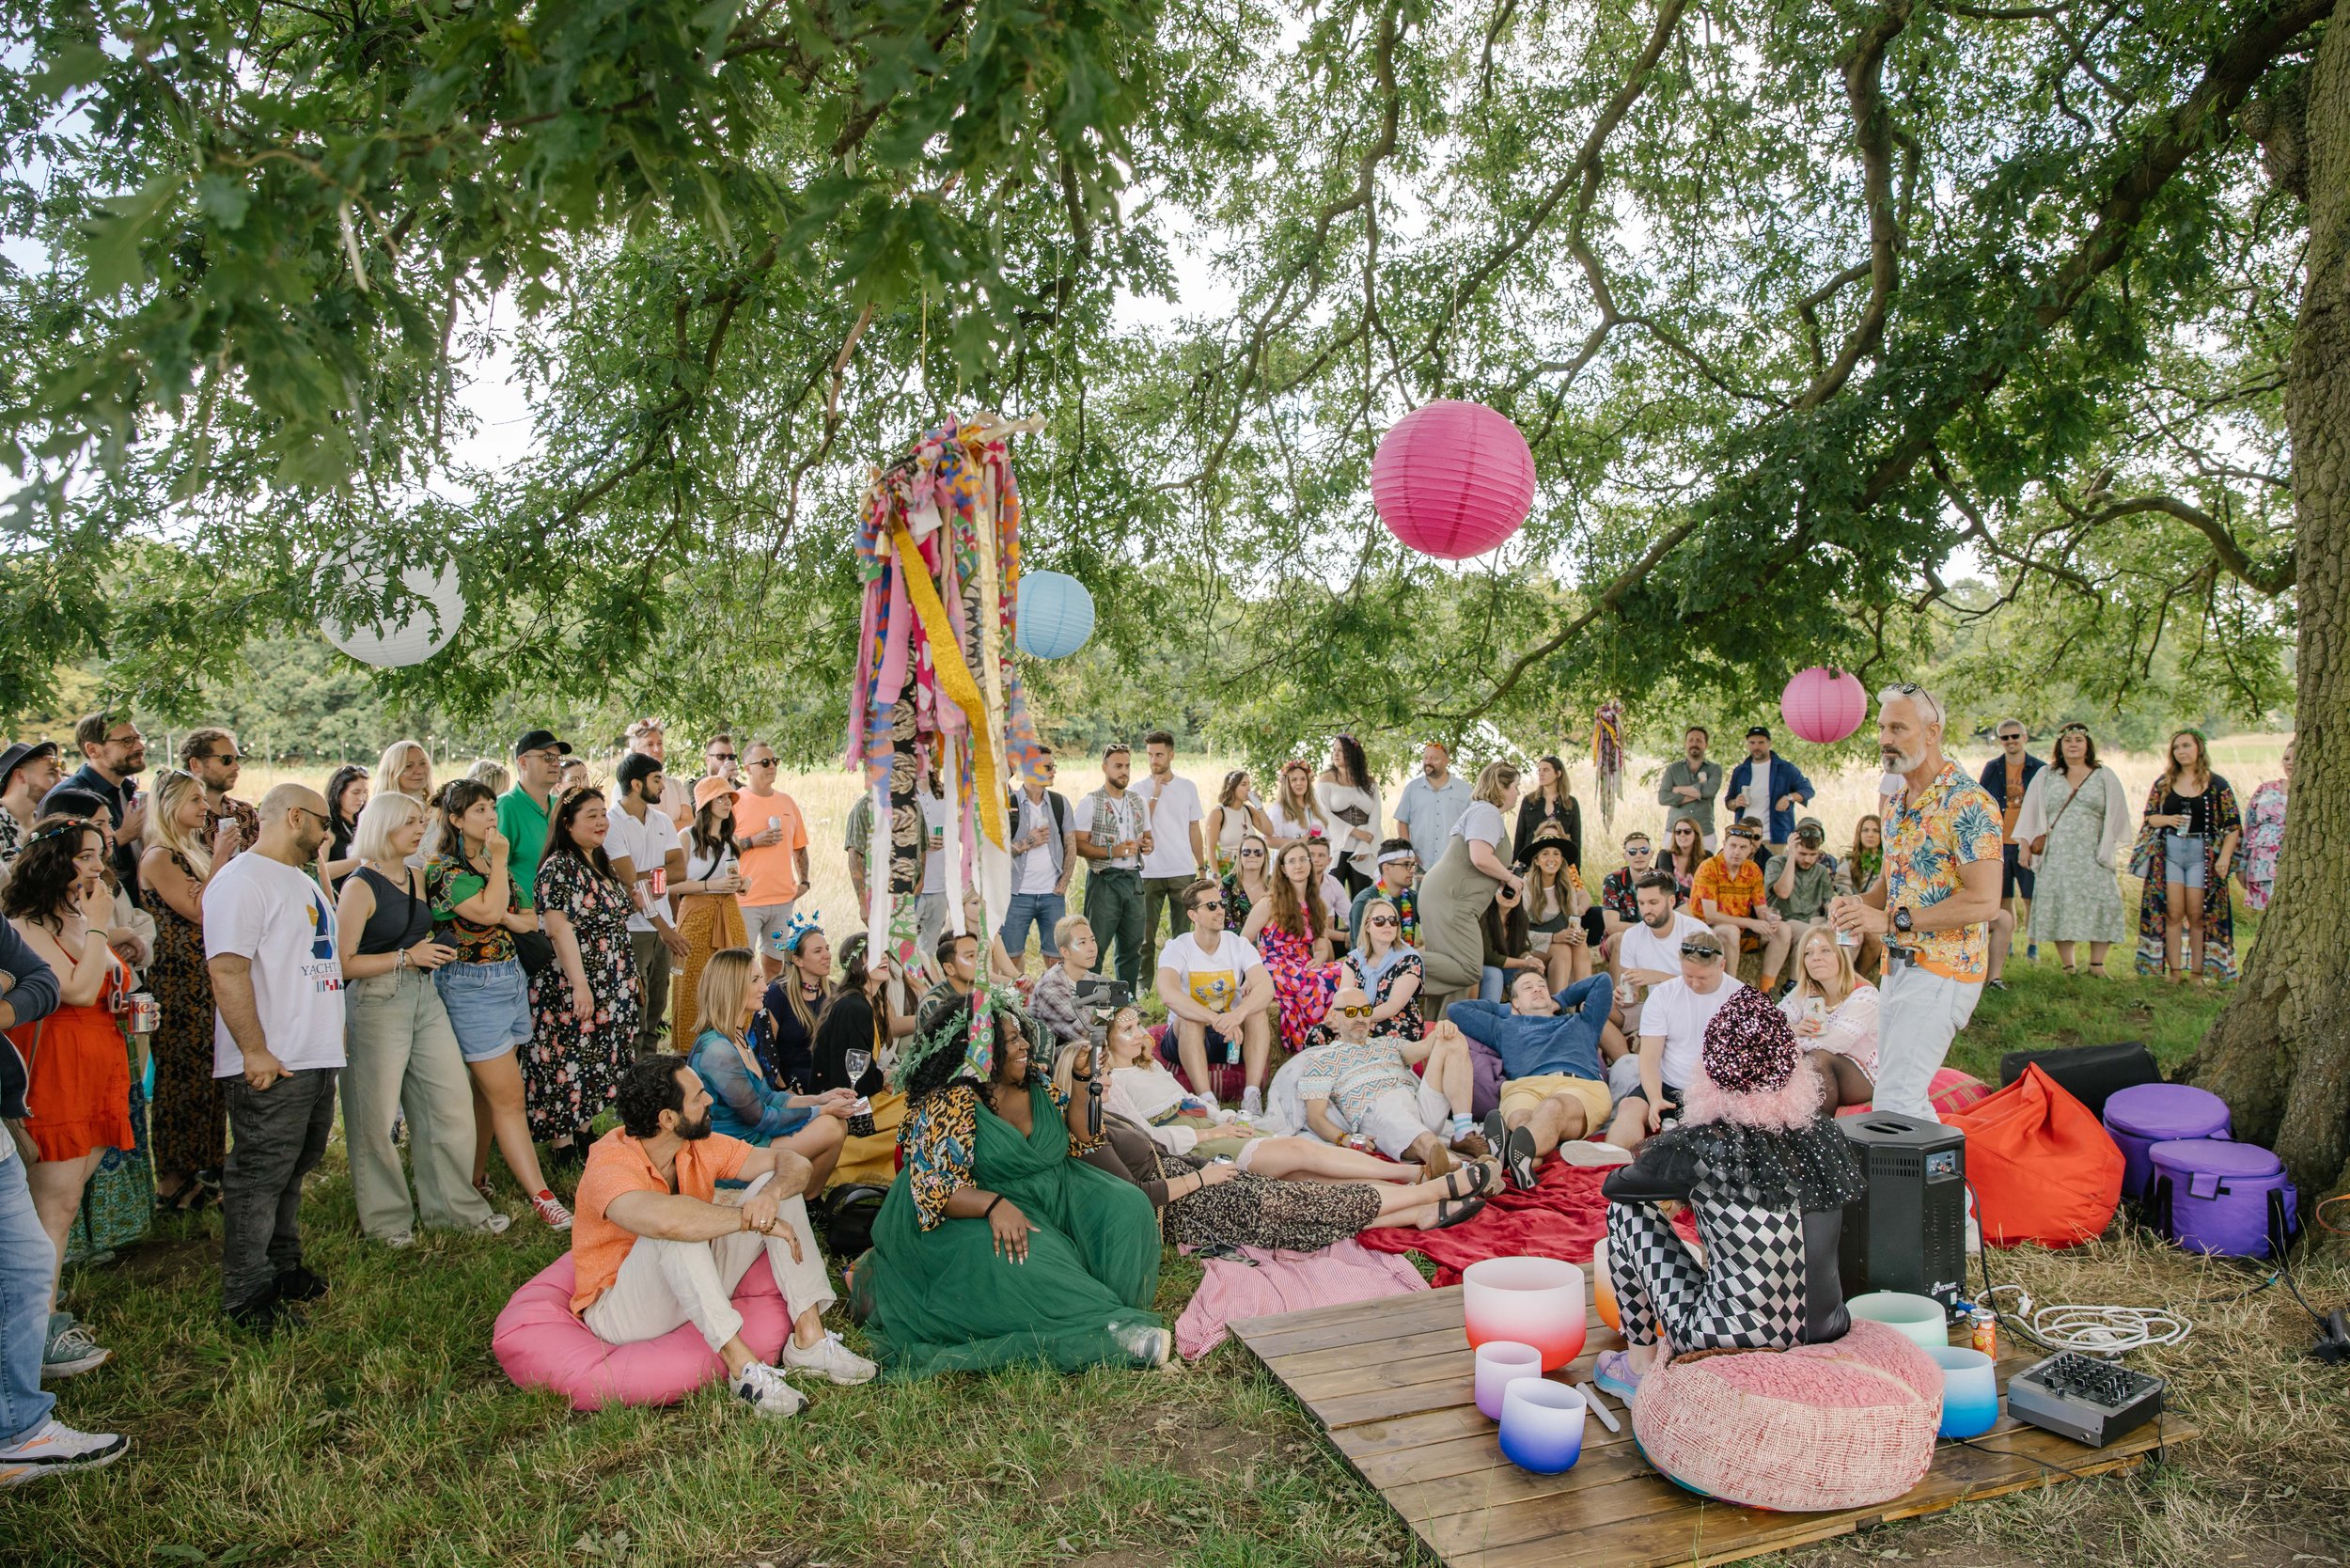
[1496,1073,1612,1137]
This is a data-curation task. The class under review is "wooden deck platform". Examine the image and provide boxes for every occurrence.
[1232,1283,2185,1568]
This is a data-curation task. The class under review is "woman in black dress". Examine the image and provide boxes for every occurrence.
[1513,755,1583,874]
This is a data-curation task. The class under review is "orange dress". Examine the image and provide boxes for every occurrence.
[8,942,133,1162]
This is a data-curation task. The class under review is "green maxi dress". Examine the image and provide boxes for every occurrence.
[856,1076,1164,1379]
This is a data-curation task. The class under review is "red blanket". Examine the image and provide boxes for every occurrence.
[1358,1160,1611,1286]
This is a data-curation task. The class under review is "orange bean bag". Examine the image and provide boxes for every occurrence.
[1945,1063,2123,1247]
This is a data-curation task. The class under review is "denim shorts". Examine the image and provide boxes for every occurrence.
[434,959,532,1062]
[2162,833,2206,889]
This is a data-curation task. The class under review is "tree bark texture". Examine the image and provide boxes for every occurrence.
[2193,1,2350,1224]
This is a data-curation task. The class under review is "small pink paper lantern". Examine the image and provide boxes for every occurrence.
[1371,400,1536,559]
[1781,666,1869,745]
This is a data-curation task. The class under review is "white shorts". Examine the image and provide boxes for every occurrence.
[741,901,798,957]
[1355,1078,1453,1161]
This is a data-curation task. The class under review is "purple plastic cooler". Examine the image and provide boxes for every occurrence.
[2148,1138,2296,1258]
[2104,1083,2231,1201]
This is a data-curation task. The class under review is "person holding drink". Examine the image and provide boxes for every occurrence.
[1155,879,1276,1111]
[672,776,750,1046]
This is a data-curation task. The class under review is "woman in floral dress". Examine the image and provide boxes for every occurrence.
[2240,740,2292,913]
[528,788,640,1160]
[1243,841,1340,1051]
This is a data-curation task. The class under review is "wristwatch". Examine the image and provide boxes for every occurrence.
[1891,906,1914,934]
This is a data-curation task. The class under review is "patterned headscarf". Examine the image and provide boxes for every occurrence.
[893,981,1037,1104]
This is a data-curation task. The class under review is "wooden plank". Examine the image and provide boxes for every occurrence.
[1255,1321,1482,1379]
[1230,1286,1467,1356]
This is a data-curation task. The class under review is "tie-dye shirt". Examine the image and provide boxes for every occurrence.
[1885,760,2003,981]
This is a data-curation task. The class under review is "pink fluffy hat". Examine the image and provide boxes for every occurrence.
[1682,984,1825,1131]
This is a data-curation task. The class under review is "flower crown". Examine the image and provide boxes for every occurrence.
[781,910,823,954]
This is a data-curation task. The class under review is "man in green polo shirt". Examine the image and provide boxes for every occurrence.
[497,729,570,909]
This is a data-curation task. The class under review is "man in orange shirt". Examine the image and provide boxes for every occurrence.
[571,1056,873,1419]
[1690,822,1781,986]
[731,741,810,981]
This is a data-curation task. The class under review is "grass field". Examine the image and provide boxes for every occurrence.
[13,737,2342,1568]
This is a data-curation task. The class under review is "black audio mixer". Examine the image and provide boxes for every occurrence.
[2004,1351,2166,1447]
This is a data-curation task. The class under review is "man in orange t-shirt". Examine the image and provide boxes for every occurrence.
[570,1056,873,1418]
[1691,821,1780,973]
[730,741,811,981]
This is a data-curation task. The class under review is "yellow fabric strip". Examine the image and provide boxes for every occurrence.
[891,522,1004,848]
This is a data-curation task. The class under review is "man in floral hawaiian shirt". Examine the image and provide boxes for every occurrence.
[1829,684,2003,1121]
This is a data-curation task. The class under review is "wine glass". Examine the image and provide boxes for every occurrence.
[843,1048,872,1114]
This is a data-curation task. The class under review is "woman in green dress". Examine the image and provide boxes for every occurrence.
[854,991,1169,1378]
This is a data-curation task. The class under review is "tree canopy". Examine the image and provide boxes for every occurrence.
[0,0,2321,766]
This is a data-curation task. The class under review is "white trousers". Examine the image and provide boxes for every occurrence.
[584,1172,837,1354]
[1872,960,1982,1121]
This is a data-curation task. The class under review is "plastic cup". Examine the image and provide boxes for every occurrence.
[1497,1379,1588,1474]
[1927,1344,1999,1438]
[1474,1341,1543,1420]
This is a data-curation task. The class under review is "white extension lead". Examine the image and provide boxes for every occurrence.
[1979,1283,2192,1356]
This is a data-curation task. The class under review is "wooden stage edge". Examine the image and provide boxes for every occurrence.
[1231,1283,2189,1568]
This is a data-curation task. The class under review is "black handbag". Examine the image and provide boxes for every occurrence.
[512,927,556,978]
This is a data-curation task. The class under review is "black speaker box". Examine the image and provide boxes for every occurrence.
[1997,1040,2159,1120]
[1840,1110,1969,1305]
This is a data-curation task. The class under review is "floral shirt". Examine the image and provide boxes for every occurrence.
[1599,867,1644,921]
[425,852,519,964]
[1885,760,2004,981]
[901,1072,1092,1231]
[2241,780,2287,910]
[1690,854,1765,921]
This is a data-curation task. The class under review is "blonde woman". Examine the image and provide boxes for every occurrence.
[337,793,504,1245]
[1263,760,1324,852]
[138,770,227,1211]
[1416,760,1523,1015]
[378,739,433,803]
[1219,828,1277,933]
[465,758,510,795]
[686,948,851,1187]
[1778,926,1877,1109]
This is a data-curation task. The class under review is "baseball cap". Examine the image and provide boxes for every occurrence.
[513,729,572,759]
[1794,818,1825,845]
[1745,726,1770,739]
[0,740,58,793]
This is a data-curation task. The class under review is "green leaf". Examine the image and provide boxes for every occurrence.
[80,176,181,295]
[196,174,251,231]
[31,41,111,101]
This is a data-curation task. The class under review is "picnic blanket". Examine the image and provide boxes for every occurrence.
[1175,1237,1429,1359]
[1357,1159,1611,1286]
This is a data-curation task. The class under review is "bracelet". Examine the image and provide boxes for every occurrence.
[983,1194,1004,1221]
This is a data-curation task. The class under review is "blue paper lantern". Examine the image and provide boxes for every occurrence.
[1016,571,1094,659]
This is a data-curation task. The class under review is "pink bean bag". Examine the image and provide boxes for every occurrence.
[1633,1319,1942,1512]
[493,1251,790,1411]
[1835,1066,1991,1121]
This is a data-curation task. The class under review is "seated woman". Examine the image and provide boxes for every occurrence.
[1334,896,1424,1043]
[853,994,1170,1376]
[1057,1040,1496,1250]
[688,949,853,1189]
[1594,986,1865,1399]
[1478,883,1543,1004]
[1097,1005,1236,1152]
[1521,834,1600,990]
[1778,926,1877,1110]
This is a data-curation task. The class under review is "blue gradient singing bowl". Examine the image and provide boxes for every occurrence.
[1926,1344,1999,1439]
[1497,1379,1588,1473]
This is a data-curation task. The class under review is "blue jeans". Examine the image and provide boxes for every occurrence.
[1480,966,1508,1004]
[1001,891,1067,962]
[0,1148,55,1446]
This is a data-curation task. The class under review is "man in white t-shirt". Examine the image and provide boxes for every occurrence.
[1134,730,1206,980]
[610,753,689,1056]
[1001,746,1077,972]
[205,784,346,1334]
[1154,878,1276,1115]
[1605,932,1743,1152]
[1608,871,1713,1041]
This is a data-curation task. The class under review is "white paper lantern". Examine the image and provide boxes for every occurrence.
[321,558,465,668]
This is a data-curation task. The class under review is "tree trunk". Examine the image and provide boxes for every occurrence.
[2191,1,2350,1227]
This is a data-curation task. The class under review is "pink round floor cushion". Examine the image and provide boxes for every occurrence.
[493,1251,791,1411]
[1632,1319,1942,1512]
[1835,1067,1991,1121]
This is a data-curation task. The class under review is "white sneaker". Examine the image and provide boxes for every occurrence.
[780,1330,879,1386]
[0,1419,127,1486]
[1557,1139,1635,1168]
[471,1212,512,1235]
[729,1361,807,1419]
[1239,1086,1263,1121]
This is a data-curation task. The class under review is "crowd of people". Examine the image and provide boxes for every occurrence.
[0,695,2291,1475]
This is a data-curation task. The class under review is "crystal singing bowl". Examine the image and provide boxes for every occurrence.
[1463,1256,1587,1372]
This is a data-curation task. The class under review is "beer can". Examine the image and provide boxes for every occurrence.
[1967,1305,1997,1358]
[648,867,666,902]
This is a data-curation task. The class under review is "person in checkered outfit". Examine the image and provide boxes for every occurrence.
[1592,985,1864,1401]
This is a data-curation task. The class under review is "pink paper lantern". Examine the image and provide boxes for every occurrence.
[1371,400,1536,559]
[1781,666,1869,745]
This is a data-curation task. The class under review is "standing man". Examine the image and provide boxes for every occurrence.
[731,742,809,981]
[496,729,570,911]
[61,712,148,893]
[1977,719,2044,962]
[1392,742,1472,871]
[180,727,260,862]
[609,753,689,1055]
[1134,729,1207,978]
[205,784,347,1334]
[627,719,691,834]
[1655,727,1725,852]
[1831,684,2002,1121]
[1346,839,1419,947]
[1001,747,1075,971]
[844,789,875,923]
[1760,818,1835,994]
[1722,726,1814,857]
[0,740,61,881]
[1077,743,1151,987]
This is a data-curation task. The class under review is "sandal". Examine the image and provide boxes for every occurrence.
[1427,1191,1490,1230]
[2088,962,2107,978]
[2061,963,2078,976]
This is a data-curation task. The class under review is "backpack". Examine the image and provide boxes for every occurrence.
[821,1184,890,1262]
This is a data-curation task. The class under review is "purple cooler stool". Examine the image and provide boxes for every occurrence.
[2147,1139,2297,1258]
[2104,1083,2231,1201]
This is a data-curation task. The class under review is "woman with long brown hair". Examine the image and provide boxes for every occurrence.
[1263,760,1324,853]
[527,787,639,1164]
[2129,729,2241,982]
[1243,841,1341,1050]
[671,774,749,1045]
[138,769,225,1213]
[1663,817,1704,902]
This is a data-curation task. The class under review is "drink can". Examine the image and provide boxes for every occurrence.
[768,815,781,832]
[648,868,666,902]
[1225,1036,1240,1067]
[128,991,161,1035]
[1968,1305,1997,1358]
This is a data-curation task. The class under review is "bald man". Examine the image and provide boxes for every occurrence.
[206,782,348,1334]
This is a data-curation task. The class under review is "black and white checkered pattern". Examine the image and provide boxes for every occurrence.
[1606,1181,1808,1353]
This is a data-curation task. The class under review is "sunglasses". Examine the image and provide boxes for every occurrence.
[1680,942,1724,959]
[1890,682,1944,725]
[200,752,244,764]
[1333,1004,1374,1019]
[1368,915,1398,928]
[1239,847,1265,857]
[709,751,736,761]
[1195,899,1225,911]
[747,757,778,768]
[1623,842,1653,854]
[1998,732,2024,742]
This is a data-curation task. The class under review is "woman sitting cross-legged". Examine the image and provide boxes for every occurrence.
[1593,985,1866,1401]
[688,948,853,1190]
[851,993,1170,1377]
